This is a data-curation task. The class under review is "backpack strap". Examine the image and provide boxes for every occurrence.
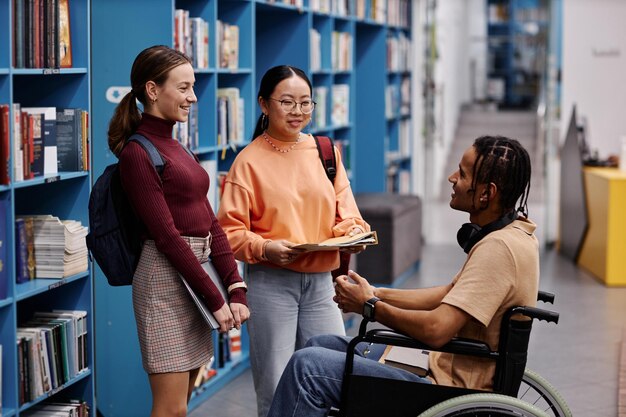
[314,135,337,184]
[127,133,165,175]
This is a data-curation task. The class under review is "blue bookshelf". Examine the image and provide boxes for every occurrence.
[487,0,548,108]
[0,0,94,415]
[90,1,414,415]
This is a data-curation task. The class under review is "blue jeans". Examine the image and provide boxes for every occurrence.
[246,264,345,417]
[267,334,431,417]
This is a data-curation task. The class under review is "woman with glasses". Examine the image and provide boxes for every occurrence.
[217,65,369,417]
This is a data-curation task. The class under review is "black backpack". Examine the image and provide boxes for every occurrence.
[86,134,167,286]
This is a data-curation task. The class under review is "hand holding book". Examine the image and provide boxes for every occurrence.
[292,231,378,252]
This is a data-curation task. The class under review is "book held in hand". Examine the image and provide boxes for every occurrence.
[293,231,378,252]
[380,345,430,377]
[180,260,229,330]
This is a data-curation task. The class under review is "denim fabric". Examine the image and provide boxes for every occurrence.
[267,334,430,417]
[246,264,345,417]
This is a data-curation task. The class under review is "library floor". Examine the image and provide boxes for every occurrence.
[188,203,626,417]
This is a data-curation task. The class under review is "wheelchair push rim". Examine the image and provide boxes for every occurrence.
[416,393,551,417]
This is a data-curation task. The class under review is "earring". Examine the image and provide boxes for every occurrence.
[151,97,157,104]
[262,113,268,130]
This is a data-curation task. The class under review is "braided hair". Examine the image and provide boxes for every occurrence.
[471,136,531,217]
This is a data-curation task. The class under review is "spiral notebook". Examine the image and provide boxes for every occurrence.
[180,260,228,330]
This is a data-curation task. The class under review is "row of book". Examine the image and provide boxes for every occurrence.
[174,9,210,69]
[311,84,351,128]
[331,31,353,71]
[22,399,89,416]
[0,104,89,184]
[217,20,239,70]
[387,32,412,72]
[385,77,411,119]
[15,215,88,282]
[17,310,88,405]
[13,0,73,69]
[217,88,245,146]
[173,103,199,151]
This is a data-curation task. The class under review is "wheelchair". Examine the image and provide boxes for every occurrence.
[331,291,572,417]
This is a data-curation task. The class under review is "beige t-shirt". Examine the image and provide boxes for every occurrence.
[428,217,539,391]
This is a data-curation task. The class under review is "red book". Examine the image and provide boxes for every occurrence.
[0,105,9,184]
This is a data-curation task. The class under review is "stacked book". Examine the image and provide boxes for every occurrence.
[20,215,88,279]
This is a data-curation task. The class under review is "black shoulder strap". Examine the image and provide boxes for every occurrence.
[314,135,337,184]
[127,133,165,175]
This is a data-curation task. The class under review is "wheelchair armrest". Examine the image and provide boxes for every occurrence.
[509,306,559,324]
[357,324,496,359]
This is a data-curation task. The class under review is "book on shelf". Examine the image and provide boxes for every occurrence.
[22,106,59,175]
[313,86,327,129]
[12,103,24,182]
[293,231,378,252]
[15,218,30,283]
[17,214,89,279]
[331,84,350,126]
[217,87,243,145]
[58,0,72,67]
[56,108,88,172]
[0,199,7,298]
[179,260,229,330]
[0,104,9,185]
[380,345,430,377]
[217,20,239,69]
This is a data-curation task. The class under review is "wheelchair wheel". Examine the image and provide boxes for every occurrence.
[416,393,551,417]
[518,369,572,417]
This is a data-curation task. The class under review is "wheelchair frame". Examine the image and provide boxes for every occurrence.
[332,291,570,417]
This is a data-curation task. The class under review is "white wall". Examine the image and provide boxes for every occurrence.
[561,0,626,156]
[426,0,476,199]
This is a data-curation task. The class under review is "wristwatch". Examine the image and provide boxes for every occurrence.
[363,297,381,321]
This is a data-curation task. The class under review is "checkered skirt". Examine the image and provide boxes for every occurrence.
[132,236,214,374]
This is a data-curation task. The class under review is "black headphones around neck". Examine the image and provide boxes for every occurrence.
[457,211,518,254]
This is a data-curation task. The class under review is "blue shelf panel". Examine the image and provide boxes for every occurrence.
[0,69,8,75]
[12,172,89,189]
[0,297,13,308]
[3,407,16,417]
[15,271,90,301]
[18,369,92,413]
[0,184,9,192]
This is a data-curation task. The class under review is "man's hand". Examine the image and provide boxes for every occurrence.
[333,270,375,314]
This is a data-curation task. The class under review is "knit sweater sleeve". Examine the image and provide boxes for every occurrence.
[119,141,228,311]
[206,199,247,305]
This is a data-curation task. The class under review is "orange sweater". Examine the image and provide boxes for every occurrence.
[217,133,369,273]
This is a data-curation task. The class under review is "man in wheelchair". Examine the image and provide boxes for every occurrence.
[266,135,540,417]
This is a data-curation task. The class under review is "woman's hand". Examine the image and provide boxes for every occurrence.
[339,227,367,254]
[265,240,305,266]
[212,303,235,333]
[229,303,250,330]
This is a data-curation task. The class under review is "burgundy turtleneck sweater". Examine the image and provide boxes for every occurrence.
[119,113,246,311]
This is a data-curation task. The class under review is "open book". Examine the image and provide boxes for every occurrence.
[380,345,430,377]
[180,260,229,330]
[293,231,378,252]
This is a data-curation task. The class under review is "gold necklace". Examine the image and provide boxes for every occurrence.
[263,131,301,153]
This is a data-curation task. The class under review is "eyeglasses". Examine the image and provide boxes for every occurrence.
[269,98,316,114]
